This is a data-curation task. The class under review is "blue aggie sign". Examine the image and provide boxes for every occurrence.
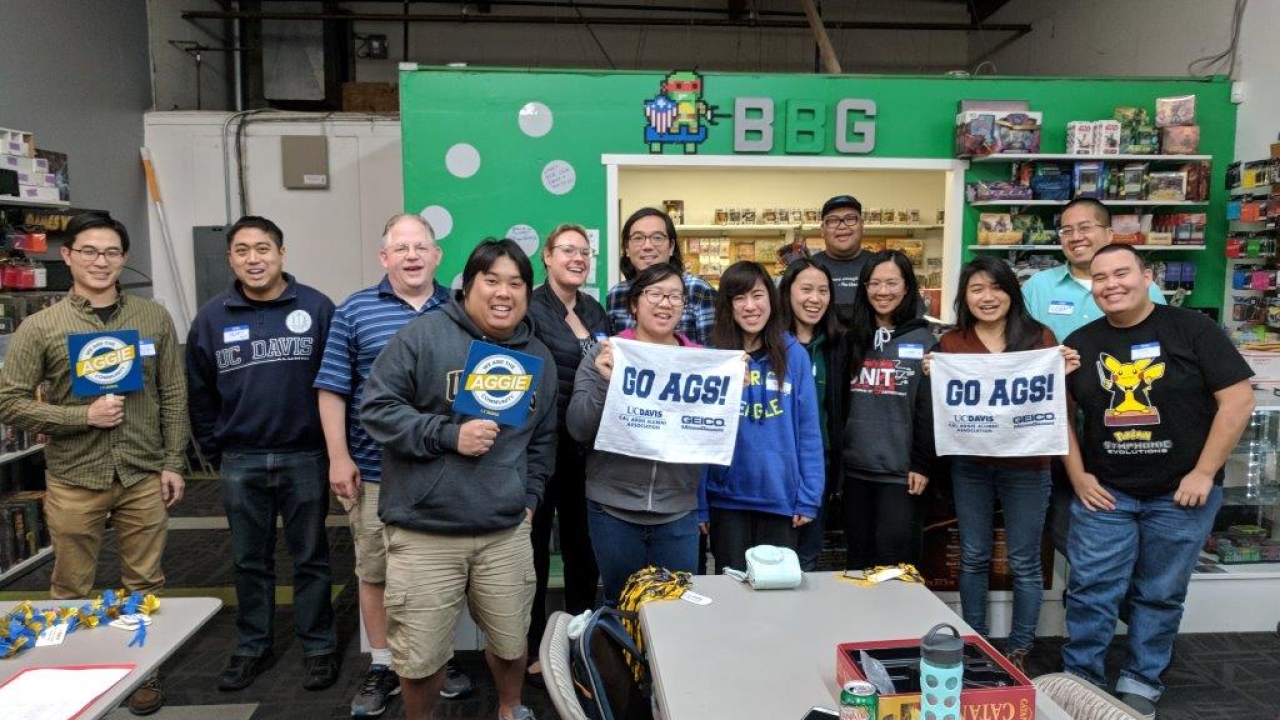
[451,340,544,427]
[68,330,143,396]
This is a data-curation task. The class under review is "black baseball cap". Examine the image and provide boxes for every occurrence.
[821,195,863,217]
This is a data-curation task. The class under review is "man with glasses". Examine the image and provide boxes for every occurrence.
[1022,198,1166,555]
[0,212,188,716]
[313,214,472,716]
[186,216,340,694]
[811,195,870,328]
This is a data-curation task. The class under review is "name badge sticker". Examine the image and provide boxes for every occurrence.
[139,340,157,357]
[1131,341,1162,360]
[223,325,250,343]
[899,343,924,360]
[1048,300,1074,316]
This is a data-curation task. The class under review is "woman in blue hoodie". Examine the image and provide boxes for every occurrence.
[839,250,936,569]
[701,261,825,573]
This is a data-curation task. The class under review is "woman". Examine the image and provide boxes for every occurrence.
[526,223,608,683]
[567,263,704,604]
[778,258,844,571]
[928,255,1080,669]
[605,207,716,346]
[840,251,936,569]
[701,261,824,572]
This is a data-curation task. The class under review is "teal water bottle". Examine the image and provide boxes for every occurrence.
[919,623,964,720]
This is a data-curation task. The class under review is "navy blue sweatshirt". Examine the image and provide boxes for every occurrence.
[186,274,334,463]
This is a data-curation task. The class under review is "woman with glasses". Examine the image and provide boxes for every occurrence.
[839,251,936,568]
[605,207,717,346]
[567,263,704,604]
[525,223,607,683]
[700,261,824,572]
[924,256,1080,670]
[778,258,845,570]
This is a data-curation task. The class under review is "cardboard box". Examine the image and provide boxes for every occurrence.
[1093,120,1122,154]
[0,127,35,157]
[1162,125,1200,155]
[836,635,1035,720]
[994,111,1042,154]
[342,82,399,113]
[1066,121,1094,154]
[0,154,47,173]
[16,171,55,187]
[955,112,996,157]
[18,185,60,203]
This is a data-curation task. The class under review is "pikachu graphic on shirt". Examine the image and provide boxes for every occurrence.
[1098,352,1166,427]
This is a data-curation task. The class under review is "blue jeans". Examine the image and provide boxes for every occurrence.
[1063,486,1221,701]
[952,457,1051,653]
[587,500,699,605]
[220,449,337,658]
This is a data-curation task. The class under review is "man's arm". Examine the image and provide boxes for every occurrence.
[183,321,223,466]
[155,312,190,507]
[318,389,360,501]
[0,320,91,434]
[1174,380,1254,507]
[360,334,459,460]
[522,367,559,514]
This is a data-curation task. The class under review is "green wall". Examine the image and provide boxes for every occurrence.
[400,67,1233,310]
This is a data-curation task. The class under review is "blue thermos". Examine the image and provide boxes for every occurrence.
[919,623,964,720]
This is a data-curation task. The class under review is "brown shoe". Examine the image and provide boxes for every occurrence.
[127,674,165,716]
[1006,648,1030,675]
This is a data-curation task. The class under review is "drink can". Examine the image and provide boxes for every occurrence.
[840,681,878,720]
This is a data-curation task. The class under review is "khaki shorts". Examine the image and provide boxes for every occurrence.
[343,482,386,583]
[383,517,535,679]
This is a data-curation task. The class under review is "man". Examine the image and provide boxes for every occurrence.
[1061,244,1254,718]
[362,238,557,720]
[186,216,339,693]
[313,214,472,717]
[811,194,869,328]
[0,212,188,716]
[1022,198,1167,554]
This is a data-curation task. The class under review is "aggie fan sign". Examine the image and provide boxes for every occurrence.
[595,338,745,465]
[930,347,1068,457]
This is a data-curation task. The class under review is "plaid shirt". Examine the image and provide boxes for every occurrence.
[604,272,716,346]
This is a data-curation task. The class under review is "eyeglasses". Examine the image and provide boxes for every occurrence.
[822,215,863,229]
[552,245,594,259]
[866,280,904,292]
[1058,222,1107,240]
[68,247,125,262]
[627,232,670,248]
[641,289,686,306]
[385,243,434,257]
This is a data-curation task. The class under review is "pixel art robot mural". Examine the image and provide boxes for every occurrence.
[643,70,725,154]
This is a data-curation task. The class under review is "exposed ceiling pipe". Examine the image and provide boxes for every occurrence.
[798,0,841,74]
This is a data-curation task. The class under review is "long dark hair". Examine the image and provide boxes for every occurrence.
[953,256,1046,352]
[711,261,787,382]
[847,251,922,375]
[620,207,683,280]
[778,258,840,343]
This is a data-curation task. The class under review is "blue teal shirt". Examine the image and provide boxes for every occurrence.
[1021,264,1166,341]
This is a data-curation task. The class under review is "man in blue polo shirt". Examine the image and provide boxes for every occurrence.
[314,214,470,717]
[1021,197,1165,555]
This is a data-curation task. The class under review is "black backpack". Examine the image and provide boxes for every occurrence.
[569,606,654,720]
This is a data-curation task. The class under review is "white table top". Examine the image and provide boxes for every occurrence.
[0,596,222,719]
[640,573,1070,720]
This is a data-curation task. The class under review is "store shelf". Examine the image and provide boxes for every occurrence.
[969,244,1206,252]
[0,196,70,209]
[970,200,1208,207]
[0,443,44,467]
[0,545,53,584]
[970,153,1212,163]
[678,223,944,235]
[1193,555,1280,581]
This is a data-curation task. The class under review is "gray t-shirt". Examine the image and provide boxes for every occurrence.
[812,250,871,328]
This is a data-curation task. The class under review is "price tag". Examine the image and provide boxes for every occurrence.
[35,622,68,647]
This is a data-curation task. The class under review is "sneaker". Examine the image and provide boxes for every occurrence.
[439,658,473,699]
[351,664,401,717]
[502,705,537,720]
[303,653,341,691]
[1117,692,1157,720]
[218,651,277,691]
[127,674,164,716]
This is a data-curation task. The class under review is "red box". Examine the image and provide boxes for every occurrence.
[836,635,1036,720]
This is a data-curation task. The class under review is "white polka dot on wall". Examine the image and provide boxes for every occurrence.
[541,160,576,195]
[420,206,453,240]
[445,143,481,178]
[507,224,540,256]
[451,273,464,291]
[518,102,554,137]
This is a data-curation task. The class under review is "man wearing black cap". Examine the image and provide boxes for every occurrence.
[811,195,867,328]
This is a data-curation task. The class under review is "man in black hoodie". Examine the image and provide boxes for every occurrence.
[362,239,557,720]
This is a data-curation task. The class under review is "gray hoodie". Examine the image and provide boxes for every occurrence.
[361,302,558,534]
[566,339,703,524]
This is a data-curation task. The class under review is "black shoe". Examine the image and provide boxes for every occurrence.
[439,658,473,699]
[351,664,402,717]
[218,652,277,692]
[303,652,341,691]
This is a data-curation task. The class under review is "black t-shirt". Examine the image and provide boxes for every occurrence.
[1064,305,1253,497]
[811,250,870,329]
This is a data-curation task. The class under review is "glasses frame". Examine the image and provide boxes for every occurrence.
[640,289,687,307]
[821,215,863,230]
[627,232,671,248]
[550,244,595,259]
[68,247,126,263]
[1058,222,1108,240]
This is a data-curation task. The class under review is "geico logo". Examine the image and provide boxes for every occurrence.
[1013,413,1055,423]
[76,346,136,377]
[464,373,532,392]
[682,415,725,427]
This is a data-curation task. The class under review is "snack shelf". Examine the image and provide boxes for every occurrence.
[678,223,944,235]
[0,196,70,209]
[968,244,1206,252]
[970,200,1209,207]
[0,443,44,467]
[969,153,1213,163]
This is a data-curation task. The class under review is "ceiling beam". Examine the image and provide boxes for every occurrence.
[969,0,1012,23]
[798,0,841,74]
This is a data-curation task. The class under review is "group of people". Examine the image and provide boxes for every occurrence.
[0,191,1251,720]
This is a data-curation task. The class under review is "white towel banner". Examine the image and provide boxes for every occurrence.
[929,347,1069,457]
[594,337,745,465]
